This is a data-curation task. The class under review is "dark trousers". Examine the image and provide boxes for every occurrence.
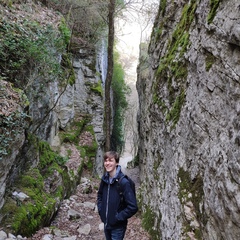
[104,226,127,240]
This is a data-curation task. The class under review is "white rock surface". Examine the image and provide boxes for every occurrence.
[137,0,240,239]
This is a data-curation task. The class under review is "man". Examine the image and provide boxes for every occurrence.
[97,151,138,240]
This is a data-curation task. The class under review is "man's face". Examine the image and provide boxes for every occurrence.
[104,157,117,173]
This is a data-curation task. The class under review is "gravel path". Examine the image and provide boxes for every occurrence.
[28,164,150,240]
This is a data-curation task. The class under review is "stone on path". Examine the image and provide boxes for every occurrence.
[77,223,91,235]
[82,201,96,210]
[67,209,81,220]
[0,231,7,240]
[99,222,104,231]
[42,234,53,240]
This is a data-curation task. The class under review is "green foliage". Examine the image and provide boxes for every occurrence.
[207,0,221,24]
[58,18,71,46]
[127,153,140,168]
[44,0,108,48]
[111,50,130,153]
[0,13,70,88]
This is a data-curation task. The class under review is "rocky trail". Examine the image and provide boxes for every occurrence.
[28,165,150,240]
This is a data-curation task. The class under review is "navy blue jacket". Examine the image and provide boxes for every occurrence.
[97,165,138,229]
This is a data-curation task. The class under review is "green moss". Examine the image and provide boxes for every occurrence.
[178,167,205,239]
[142,206,161,240]
[60,119,87,144]
[165,89,185,128]
[153,93,168,113]
[90,80,103,97]
[38,141,68,171]
[156,1,196,79]
[153,1,197,127]
[20,169,44,190]
[160,0,167,17]
[205,51,216,71]
[38,141,57,169]
[59,118,97,171]
[207,0,221,24]
[61,53,76,86]
[81,125,98,171]
[0,168,57,237]
[0,135,78,237]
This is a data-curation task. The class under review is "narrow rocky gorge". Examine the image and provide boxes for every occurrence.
[1,0,240,239]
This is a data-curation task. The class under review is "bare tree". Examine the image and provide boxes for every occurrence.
[105,0,115,151]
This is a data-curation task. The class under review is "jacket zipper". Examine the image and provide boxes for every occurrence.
[105,182,110,228]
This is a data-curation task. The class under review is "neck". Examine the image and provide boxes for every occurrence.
[109,167,117,178]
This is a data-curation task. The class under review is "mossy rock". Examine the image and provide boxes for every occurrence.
[142,205,161,240]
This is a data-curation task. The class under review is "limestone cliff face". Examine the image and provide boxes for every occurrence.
[137,0,240,239]
[56,45,106,176]
[0,2,106,230]
[0,82,29,209]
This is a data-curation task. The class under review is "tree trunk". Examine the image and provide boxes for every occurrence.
[105,0,115,151]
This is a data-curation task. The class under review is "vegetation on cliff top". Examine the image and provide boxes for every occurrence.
[0,2,71,88]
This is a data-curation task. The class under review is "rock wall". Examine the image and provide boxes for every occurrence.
[0,82,29,209]
[137,0,240,239]
[56,45,106,176]
[0,1,106,223]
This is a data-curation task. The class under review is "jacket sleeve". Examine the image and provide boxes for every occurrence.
[97,180,104,213]
[116,179,138,221]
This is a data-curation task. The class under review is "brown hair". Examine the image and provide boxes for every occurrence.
[104,151,119,163]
